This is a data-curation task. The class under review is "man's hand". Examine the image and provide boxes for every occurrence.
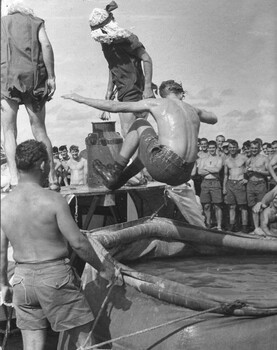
[1,284,13,306]
[143,86,155,99]
[47,78,56,100]
[223,187,227,195]
[61,93,80,101]
[252,202,267,214]
[239,179,248,185]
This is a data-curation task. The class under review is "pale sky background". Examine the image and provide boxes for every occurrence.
[4,0,277,150]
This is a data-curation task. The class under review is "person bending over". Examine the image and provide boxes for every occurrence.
[62,80,217,190]
[89,1,154,137]
[1,140,115,350]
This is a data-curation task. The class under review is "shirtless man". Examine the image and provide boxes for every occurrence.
[223,140,249,233]
[198,140,223,230]
[67,145,88,185]
[246,140,269,229]
[1,140,115,350]
[258,194,277,237]
[62,80,217,190]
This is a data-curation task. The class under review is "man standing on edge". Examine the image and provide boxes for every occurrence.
[62,80,217,190]
[1,140,116,350]
[1,3,59,191]
[89,1,154,137]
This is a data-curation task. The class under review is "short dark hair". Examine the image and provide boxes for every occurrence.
[229,139,238,147]
[201,138,208,143]
[59,145,67,151]
[52,146,58,153]
[159,80,186,98]
[15,140,48,171]
[242,140,251,148]
[208,140,217,147]
[69,145,79,152]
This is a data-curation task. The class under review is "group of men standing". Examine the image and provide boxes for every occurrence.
[195,136,276,236]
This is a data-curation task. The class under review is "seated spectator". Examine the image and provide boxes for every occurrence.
[254,192,277,237]
[67,145,88,185]
[198,140,223,230]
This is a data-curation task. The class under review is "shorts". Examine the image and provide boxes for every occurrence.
[1,82,48,112]
[200,178,223,204]
[138,127,194,186]
[12,259,94,331]
[225,180,247,205]
[247,180,267,207]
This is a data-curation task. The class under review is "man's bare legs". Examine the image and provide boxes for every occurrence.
[214,204,222,230]
[203,204,212,228]
[21,329,47,350]
[25,104,57,185]
[57,321,95,350]
[119,112,136,139]
[1,99,19,186]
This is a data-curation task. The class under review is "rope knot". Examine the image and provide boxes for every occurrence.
[221,300,247,314]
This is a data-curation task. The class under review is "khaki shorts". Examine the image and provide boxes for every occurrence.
[12,259,94,331]
[200,178,223,204]
[225,180,247,205]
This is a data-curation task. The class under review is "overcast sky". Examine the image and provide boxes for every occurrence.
[6,0,277,149]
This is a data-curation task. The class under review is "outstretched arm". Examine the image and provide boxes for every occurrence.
[38,24,56,99]
[195,107,217,125]
[62,93,156,114]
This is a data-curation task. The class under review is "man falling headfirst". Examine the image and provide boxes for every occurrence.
[89,1,154,137]
[63,80,217,190]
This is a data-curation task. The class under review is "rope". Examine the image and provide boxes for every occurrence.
[1,306,14,350]
[74,195,78,224]
[81,300,246,349]
[78,268,122,350]
[150,191,168,220]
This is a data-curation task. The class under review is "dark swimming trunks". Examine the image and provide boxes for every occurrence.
[1,13,49,111]
[138,127,194,186]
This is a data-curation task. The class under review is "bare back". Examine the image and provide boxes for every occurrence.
[1,184,69,262]
[149,99,200,162]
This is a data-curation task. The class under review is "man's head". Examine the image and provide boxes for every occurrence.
[69,145,79,159]
[228,140,239,156]
[242,140,251,157]
[89,1,129,44]
[159,80,186,100]
[59,145,68,159]
[16,140,48,175]
[200,138,208,152]
[52,146,59,159]
[216,135,225,150]
[250,140,260,156]
[208,140,217,156]
[222,141,230,155]
[271,140,277,154]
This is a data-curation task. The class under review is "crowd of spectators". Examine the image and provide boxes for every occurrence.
[192,135,277,236]
[52,145,88,186]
